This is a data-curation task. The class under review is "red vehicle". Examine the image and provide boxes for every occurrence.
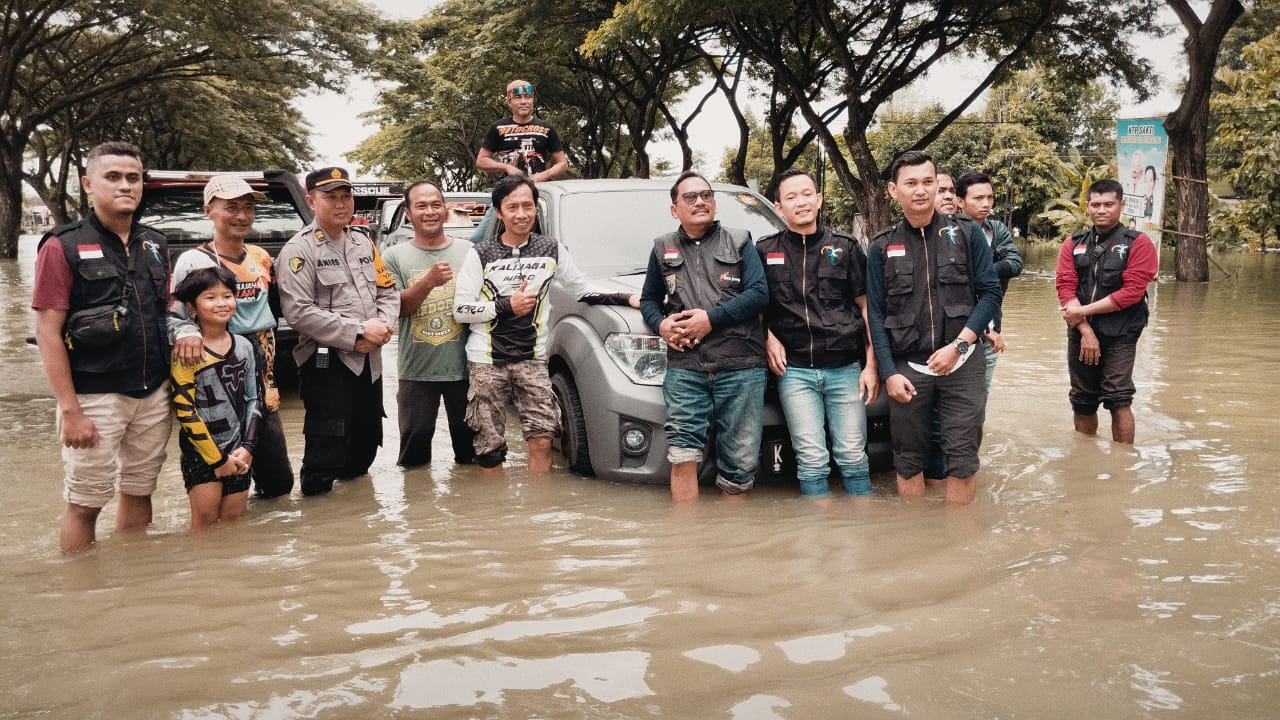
[136,169,314,378]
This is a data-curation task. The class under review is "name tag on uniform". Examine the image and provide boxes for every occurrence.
[1073,245,1087,255]
[77,244,103,259]
[663,248,679,261]
[887,244,906,258]
[766,252,784,265]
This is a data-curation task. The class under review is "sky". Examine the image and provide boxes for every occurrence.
[297,0,1190,180]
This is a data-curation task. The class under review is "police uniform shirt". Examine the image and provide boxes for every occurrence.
[276,222,399,379]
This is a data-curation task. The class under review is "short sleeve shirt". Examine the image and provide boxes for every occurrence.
[481,117,563,176]
[382,238,471,382]
[172,244,276,335]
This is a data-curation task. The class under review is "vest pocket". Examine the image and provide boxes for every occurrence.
[936,257,971,285]
[884,311,918,349]
[76,259,120,283]
[942,302,973,341]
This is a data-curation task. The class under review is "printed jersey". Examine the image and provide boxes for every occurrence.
[382,238,471,382]
[172,334,263,470]
[481,117,563,176]
[171,243,276,335]
[453,232,589,364]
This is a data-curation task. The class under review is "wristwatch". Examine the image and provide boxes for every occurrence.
[357,321,366,340]
[953,338,969,355]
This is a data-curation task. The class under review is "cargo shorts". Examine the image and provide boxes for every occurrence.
[58,386,172,508]
[465,360,559,468]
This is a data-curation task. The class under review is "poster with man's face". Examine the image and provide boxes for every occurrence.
[1116,118,1168,244]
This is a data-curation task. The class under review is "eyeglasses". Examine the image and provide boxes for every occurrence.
[680,189,715,205]
[508,84,534,97]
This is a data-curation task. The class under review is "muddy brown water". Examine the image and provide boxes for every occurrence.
[2,237,1278,718]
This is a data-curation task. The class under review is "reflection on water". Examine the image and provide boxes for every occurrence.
[3,239,1280,718]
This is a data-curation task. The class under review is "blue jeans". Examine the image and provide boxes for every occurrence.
[777,364,871,496]
[983,341,998,395]
[663,366,767,491]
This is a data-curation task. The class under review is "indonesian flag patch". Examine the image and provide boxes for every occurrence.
[766,252,784,265]
[77,244,103,259]
[1073,245,1087,255]
[886,244,906,258]
[662,248,679,261]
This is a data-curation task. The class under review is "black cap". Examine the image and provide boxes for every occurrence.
[306,166,353,191]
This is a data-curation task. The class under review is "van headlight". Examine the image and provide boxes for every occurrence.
[604,333,667,386]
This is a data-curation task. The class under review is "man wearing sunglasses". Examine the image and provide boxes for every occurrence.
[640,172,769,502]
[476,80,568,184]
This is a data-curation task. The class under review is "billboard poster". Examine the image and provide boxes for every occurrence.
[1115,117,1169,247]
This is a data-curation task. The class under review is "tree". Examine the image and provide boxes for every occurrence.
[0,0,378,257]
[1039,149,1113,238]
[1162,0,1246,281]
[595,0,1156,232]
[355,0,720,187]
[25,77,313,225]
[1209,28,1280,248]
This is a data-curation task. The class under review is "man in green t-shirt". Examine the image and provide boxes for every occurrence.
[383,181,476,466]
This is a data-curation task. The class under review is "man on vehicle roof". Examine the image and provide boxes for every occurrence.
[472,79,570,242]
[476,80,568,184]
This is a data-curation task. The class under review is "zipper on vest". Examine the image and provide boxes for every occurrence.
[1088,231,1102,304]
[802,234,814,365]
[921,225,936,350]
[128,234,148,389]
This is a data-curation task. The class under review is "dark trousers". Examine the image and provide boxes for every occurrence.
[889,353,987,480]
[251,408,295,497]
[298,356,383,496]
[396,379,475,467]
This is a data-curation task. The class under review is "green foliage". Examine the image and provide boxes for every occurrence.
[1038,149,1112,237]
[984,68,1119,158]
[0,0,381,252]
[355,0,720,188]
[1209,27,1280,247]
[869,103,989,175]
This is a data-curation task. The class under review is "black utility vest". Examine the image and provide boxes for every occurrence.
[1071,225,1148,338]
[873,214,976,359]
[40,216,171,394]
[759,226,866,369]
[652,224,765,372]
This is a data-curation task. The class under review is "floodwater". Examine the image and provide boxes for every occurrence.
[2,236,1278,719]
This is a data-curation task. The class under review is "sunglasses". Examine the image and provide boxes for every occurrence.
[679,189,715,205]
[508,84,535,97]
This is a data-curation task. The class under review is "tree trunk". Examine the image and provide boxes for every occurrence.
[722,92,749,186]
[0,143,27,259]
[843,121,890,234]
[1167,118,1210,281]
[633,146,650,179]
[1164,0,1245,282]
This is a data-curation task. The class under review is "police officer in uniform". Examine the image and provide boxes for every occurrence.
[277,167,400,496]
[866,151,1003,505]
